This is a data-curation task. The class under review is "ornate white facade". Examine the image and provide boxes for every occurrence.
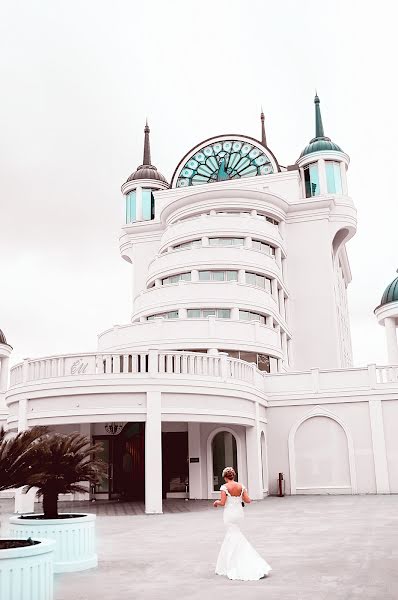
[2,97,398,513]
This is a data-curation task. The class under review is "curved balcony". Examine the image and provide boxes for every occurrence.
[132,281,280,320]
[146,246,282,287]
[159,214,284,254]
[6,350,267,429]
[98,317,282,357]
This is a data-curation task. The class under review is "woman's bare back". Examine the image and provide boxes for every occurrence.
[224,480,251,503]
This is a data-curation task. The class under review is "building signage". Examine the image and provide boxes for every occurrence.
[189,457,200,463]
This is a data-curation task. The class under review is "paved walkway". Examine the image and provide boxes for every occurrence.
[1,495,398,599]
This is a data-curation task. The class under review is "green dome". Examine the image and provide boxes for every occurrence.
[300,137,343,158]
[380,274,398,306]
[298,94,344,159]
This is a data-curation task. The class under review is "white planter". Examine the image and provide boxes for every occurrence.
[0,537,55,600]
[9,513,97,573]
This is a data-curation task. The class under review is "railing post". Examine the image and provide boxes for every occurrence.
[22,358,30,383]
[368,364,377,389]
[148,349,159,377]
[220,352,229,381]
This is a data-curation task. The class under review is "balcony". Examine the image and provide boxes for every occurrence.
[147,246,282,286]
[132,281,280,320]
[159,214,284,253]
[98,317,282,355]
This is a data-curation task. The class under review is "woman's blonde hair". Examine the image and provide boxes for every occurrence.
[222,467,236,480]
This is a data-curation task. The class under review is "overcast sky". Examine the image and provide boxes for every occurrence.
[1,0,397,368]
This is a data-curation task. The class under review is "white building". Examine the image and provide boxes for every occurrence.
[2,96,398,513]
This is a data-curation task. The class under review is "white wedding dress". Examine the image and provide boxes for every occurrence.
[215,484,272,581]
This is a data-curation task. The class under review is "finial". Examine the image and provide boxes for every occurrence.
[314,92,324,138]
[143,119,151,165]
[260,107,267,147]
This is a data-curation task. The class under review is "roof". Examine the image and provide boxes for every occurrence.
[299,94,343,159]
[380,274,398,306]
[0,329,11,347]
[124,121,169,186]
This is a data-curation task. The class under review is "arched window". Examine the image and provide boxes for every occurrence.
[212,431,238,491]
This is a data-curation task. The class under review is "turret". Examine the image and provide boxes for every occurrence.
[296,94,349,198]
[121,121,169,224]
[374,271,398,364]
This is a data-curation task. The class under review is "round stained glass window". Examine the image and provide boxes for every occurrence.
[175,138,274,188]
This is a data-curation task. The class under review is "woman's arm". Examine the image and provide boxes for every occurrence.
[242,488,251,504]
[213,490,227,507]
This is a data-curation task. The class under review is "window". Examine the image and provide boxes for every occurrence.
[245,272,271,292]
[252,240,275,255]
[125,189,155,223]
[208,237,244,247]
[325,162,343,194]
[198,270,238,282]
[126,191,136,223]
[304,163,320,197]
[142,189,155,221]
[256,213,279,225]
[187,309,231,319]
[173,240,201,251]
[212,432,238,491]
[219,349,271,372]
[147,310,179,320]
[162,272,191,285]
[239,310,266,324]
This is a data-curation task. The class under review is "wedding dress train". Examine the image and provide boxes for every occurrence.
[215,484,272,581]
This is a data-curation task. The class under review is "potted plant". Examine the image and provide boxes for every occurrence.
[0,426,55,600]
[9,430,106,573]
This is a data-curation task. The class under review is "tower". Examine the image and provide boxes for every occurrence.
[287,93,356,369]
[374,272,398,364]
[121,121,169,226]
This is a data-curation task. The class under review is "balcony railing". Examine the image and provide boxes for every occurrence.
[9,350,263,390]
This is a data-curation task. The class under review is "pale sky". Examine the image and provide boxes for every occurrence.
[1,0,397,367]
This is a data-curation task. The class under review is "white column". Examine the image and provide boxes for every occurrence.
[191,269,199,282]
[238,269,245,284]
[231,307,239,320]
[369,399,390,493]
[244,236,252,249]
[340,161,348,195]
[384,317,398,364]
[318,158,327,195]
[0,356,9,392]
[15,398,37,514]
[275,247,282,269]
[75,423,92,500]
[188,423,202,499]
[135,185,143,221]
[245,407,263,500]
[271,279,278,302]
[145,391,163,514]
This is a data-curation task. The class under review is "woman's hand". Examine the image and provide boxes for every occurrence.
[213,500,220,507]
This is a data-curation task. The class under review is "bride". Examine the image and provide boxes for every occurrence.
[213,466,272,581]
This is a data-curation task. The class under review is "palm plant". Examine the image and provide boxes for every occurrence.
[0,426,47,491]
[26,432,106,519]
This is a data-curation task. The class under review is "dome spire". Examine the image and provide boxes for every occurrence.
[143,119,151,166]
[314,92,325,138]
[260,107,267,147]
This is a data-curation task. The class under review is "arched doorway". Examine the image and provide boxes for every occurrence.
[292,416,352,493]
[211,431,238,491]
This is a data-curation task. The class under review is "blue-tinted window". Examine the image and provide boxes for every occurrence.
[142,189,155,221]
[304,163,320,197]
[326,162,343,194]
[126,191,136,223]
